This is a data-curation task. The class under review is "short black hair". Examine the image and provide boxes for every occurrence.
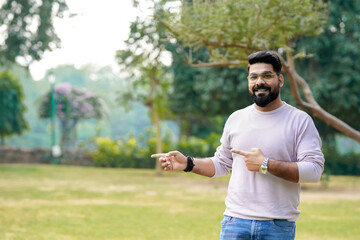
[247,51,282,75]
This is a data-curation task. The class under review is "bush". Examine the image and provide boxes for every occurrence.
[323,145,360,176]
[91,136,146,168]
[91,128,176,168]
[92,137,121,167]
[92,131,360,176]
[91,131,222,169]
[177,132,221,157]
[0,71,28,144]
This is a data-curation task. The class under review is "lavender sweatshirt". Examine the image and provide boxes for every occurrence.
[210,103,324,221]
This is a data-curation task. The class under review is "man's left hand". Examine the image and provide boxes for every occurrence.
[231,148,265,172]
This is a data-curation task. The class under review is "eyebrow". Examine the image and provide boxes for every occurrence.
[249,71,274,75]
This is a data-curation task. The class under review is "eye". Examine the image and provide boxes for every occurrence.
[263,74,273,79]
[249,75,258,81]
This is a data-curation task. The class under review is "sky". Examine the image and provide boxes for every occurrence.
[30,0,151,80]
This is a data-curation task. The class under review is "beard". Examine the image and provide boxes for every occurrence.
[249,83,280,107]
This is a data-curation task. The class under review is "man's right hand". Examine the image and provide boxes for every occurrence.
[151,151,187,171]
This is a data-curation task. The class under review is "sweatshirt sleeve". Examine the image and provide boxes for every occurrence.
[296,115,325,183]
[210,118,233,178]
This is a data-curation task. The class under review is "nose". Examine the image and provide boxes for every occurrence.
[255,77,266,84]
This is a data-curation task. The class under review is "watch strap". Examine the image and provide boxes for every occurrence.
[184,156,195,172]
[260,157,269,174]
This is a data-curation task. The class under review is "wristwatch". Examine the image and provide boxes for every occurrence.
[259,157,269,174]
[184,156,195,172]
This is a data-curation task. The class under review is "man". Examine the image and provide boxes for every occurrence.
[151,51,325,240]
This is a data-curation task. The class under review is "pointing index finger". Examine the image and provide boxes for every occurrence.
[151,153,167,158]
[231,149,249,156]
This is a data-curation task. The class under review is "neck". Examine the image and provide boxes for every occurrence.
[254,97,283,112]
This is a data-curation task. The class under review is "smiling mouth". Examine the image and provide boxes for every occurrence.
[254,88,269,95]
[255,89,269,93]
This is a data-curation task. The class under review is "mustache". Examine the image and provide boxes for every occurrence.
[252,85,271,91]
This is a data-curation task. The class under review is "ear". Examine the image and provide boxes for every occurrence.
[278,74,285,87]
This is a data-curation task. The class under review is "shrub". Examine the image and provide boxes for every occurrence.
[177,132,221,157]
[91,131,222,169]
[92,136,147,168]
[323,145,360,176]
[91,131,360,176]
[92,137,121,167]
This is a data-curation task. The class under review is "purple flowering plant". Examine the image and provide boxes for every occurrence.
[39,83,104,121]
[39,83,106,147]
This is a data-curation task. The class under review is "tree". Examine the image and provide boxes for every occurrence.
[38,82,108,148]
[0,0,68,65]
[156,0,360,143]
[116,1,173,175]
[0,0,68,145]
[0,71,28,145]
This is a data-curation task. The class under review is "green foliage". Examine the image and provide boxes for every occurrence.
[0,0,68,65]
[323,144,360,176]
[161,0,358,147]
[116,7,173,118]
[91,129,175,169]
[0,71,28,144]
[91,131,221,168]
[160,0,328,63]
[92,136,124,168]
[168,44,252,118]
[177,136,210,157]
[164,0,324,134]
[117,1,177,173]
[178,132,221,157]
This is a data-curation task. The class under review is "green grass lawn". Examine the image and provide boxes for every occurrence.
[0,164,359,240]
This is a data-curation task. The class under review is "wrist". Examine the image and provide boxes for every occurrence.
[184,156,195,172]
[259,156,269,174]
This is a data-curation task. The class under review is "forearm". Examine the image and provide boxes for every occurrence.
[268,159,299,183]
[296,161,323,183]
[191,157,216,177]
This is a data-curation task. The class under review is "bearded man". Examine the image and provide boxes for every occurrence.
[152,51,325,240]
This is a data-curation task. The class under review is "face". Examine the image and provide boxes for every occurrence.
[248,63,284,108]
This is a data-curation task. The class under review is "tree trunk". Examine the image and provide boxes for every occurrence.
[60,118,78,148]
[0,135,4,146]
[151,105,163,176]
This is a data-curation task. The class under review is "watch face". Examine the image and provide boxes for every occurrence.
[260,167,268,174]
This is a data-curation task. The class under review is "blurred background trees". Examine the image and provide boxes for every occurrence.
[116,1,174,175]
[1,0,359,175]
[0,0,68,146]
[295,0,360,145]
[0,0,68,65]
[156,0,360,143]
[0,71,28,145]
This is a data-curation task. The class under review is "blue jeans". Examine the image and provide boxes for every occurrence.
[220,216,296,240]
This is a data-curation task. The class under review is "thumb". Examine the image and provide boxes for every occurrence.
[250,148,261,154]
[166,151,187,161]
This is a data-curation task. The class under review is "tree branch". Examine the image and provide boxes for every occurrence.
[202,40,263,53]
[203,41,249,49]
[185,60,248,67]
[154,13,179,38]
[279,53,360,143]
